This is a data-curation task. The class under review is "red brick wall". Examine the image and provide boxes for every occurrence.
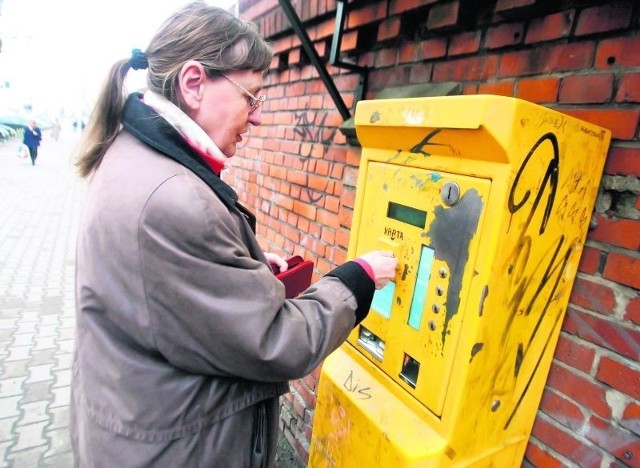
[227,0,640,465]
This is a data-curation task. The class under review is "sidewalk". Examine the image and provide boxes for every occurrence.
[0,133,300,468]
[0,132,84,467]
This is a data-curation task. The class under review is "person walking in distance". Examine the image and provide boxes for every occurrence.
[23,119,42,165]
[71,2,397,467]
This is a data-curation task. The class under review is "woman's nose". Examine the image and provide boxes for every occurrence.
[248,107,262,126]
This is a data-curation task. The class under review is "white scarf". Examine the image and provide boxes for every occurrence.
[143,90,227,171]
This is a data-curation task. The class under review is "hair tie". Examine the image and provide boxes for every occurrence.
[130,48,149,70]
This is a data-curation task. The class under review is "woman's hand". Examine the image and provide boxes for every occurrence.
[264,252,288,273]
[358,251,398,289]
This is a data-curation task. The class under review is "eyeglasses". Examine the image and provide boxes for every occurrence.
[221,74,266,113]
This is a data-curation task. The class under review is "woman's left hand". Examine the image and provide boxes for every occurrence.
[264,252,288,273]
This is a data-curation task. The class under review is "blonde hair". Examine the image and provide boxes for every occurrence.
[75,1,273,177]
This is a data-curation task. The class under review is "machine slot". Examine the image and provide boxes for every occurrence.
[357,326,385,361]
[399,353,420,389]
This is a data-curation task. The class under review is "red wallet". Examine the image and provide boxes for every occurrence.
[271,255,314,298]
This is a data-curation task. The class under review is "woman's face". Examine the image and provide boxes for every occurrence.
[192,69,265,157]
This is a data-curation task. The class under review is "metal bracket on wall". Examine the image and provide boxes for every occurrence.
[278,0,368,122]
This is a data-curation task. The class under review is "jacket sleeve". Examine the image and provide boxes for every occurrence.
[138,174,375,382]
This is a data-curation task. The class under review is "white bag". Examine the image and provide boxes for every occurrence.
[17,144,29,159]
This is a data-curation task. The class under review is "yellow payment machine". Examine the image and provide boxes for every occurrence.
[309,95,610,467]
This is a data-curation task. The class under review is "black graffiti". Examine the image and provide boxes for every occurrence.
[556,166,590,229]
[343,370,372,399]
[409,128,443,156]
[508,133,560,235]
[293,108,337,204]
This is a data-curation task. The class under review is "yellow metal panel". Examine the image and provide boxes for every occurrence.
[310,95,611,467]
[346,163,491,415]
[308,348,447,467]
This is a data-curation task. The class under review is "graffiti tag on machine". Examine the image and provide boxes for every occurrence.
[343,370,372,399]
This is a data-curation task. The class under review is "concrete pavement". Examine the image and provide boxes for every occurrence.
[0,131,84,467]
[0,131,300,468]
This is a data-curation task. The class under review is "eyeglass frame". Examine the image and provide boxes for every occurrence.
[221,74,267,113]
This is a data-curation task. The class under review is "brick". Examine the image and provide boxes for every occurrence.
[434,55,499,82]
[604,146,640,177]
[578,246,602,275]
[400,38,447,63]
[553,334,595,373]
[347,2,387,29]
[574,1,633,37]
[500,43,594,77]
[626,296,640,326]
[336,227,350,249]
[563,307,640,361]
[271,37,293,55]
[525,11,575,44]
[559,73,613,104]
[478,80,515,97]
[569,277,616,316]
[292,200,317,220]
[340,31,358,53]
[427,0,460,30]
[603,252,640,289]
[448,31,481,56]
[589,215,640,250]
[390,0,437,15]
[524,438,566,468]
[540,388,585,431]
[316,209,339,228]
[561,108,639,140]
[324,195,339,214]
[495,0,535,13]
[531,415,603,465]
[585,414,640,463]
[486,22,525,49]
[622,401,640,436]
[616,72,640,103]
[378,17,401,42]
[369,66,412,91]
[409,62,434,83]
[374,48,398,68]
[291,379,317,409]
[547,361,611,418]
[517,77,559,103]
[595,36,640,69]
[596,355,640,400]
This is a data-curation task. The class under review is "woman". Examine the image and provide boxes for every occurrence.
[71,2,397,467]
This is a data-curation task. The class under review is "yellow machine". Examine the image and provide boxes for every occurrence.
[309,95,611,467]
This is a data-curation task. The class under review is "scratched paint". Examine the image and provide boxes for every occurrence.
[427,189,483,344]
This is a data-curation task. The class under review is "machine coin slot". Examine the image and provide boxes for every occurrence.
[358,326,385,361]
[400,353,420,389]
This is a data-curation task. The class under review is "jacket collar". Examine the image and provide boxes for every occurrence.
[142,90,226,175]
[122,93,239,211]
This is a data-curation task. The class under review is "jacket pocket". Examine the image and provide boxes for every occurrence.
[251,400,267,468]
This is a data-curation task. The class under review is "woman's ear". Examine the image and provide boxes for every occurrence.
[178,60,207,112]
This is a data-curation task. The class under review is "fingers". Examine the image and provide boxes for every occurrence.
[264,252,288,272]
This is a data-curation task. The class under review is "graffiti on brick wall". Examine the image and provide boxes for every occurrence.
[293,108,337,204]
